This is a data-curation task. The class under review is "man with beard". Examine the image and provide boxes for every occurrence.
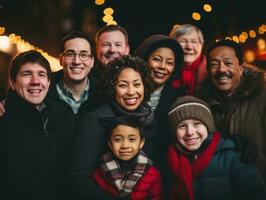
[91,25,130,79]
[197,39,266,181]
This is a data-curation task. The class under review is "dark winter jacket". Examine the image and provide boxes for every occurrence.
[70,102,159,200]
[198,69,266,180]
[167,137,266,200]
[0,91,75,200]
[93,166,162,200]
[47,70,101,118]
[134,34,186,154]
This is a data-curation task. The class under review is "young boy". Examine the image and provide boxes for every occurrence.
[92,117,162,200]
[167,95,266,200]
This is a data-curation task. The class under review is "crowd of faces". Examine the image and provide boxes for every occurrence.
[10,25,244,156]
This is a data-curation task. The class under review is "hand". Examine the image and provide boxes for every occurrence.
[0,99,6,117]
[229,134,257,164]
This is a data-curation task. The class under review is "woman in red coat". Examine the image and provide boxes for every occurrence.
[93,116,162,200]
[169,24,207,95]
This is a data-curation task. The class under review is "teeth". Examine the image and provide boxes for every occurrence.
[29,89,41,93]
[125,98,137,105]
[70,67,83,72]
[185,138,198,144]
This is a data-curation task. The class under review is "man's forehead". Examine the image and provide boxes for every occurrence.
[64,38,91,49]
[209,46,237,58]
[19,63,47,72]
[98,31,127,42]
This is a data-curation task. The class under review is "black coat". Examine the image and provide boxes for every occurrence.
[47,70,101,119]
[0,91,75,200]
[154,82,186,152]
[70,102,159,200]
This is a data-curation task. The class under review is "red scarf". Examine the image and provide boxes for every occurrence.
[167,132,221,200]
[181,55,206,95]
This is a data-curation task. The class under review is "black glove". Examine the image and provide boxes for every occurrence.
[229,134,257,164]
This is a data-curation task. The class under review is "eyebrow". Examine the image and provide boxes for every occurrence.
[65,49,89,53]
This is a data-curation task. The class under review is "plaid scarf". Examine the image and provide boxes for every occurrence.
[100,150,152,197]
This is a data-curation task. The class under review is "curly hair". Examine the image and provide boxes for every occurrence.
[101,55,153,101]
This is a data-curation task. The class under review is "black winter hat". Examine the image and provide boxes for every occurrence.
[207,39,243,65]
[134,34,184,78]
[168,95,216,133]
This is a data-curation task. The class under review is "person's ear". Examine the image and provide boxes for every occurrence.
[139,138,145,149]
[59,53,64,66]
[125,45,130,55]
[239,64,244,76]
[108,141,112,150]
[9,78,16,90]
[90,56,95,69]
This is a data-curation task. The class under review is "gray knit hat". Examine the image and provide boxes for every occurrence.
[168,95,216,133]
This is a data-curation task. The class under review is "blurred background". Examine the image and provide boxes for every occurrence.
[0,0,266,74]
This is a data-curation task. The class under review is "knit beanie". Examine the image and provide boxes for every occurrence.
[168,95,216,133]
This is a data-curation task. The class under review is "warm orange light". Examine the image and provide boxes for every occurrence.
[107,20,118,25]
[249,30,256,38]
[203,4,212,12]
[102,14,113,23]
[104,8,114,15]
[244,50,255,63]
[239,34,246,43]
[192,12,201,21]
[257,38,266,50]
[241,32,248,39]
[258,26,264,35]
[232,36,239,43]
[95,0,105,6]
[0,27,5,35]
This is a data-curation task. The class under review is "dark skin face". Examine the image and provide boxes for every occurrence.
[208,46,244,95]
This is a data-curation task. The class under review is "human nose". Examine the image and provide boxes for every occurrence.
[158,60,167,69]
[72,54,82,63]
[30,74,40,84]
[109,44,116,53]
[217,62,227,72]
[126,85,135,95]
[121,140,130,148]
[186,124,195,136]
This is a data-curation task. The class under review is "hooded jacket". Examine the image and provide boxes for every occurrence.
[198,69,266,180]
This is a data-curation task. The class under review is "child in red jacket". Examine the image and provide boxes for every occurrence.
[92,116,162,200]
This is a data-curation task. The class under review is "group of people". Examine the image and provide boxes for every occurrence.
[0,23,266,200]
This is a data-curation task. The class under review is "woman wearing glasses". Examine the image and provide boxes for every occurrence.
[169,24,207,95]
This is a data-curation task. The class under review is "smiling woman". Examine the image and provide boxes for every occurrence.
[69,55,160,199]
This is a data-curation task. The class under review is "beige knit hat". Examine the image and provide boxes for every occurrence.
[168,95,216,133]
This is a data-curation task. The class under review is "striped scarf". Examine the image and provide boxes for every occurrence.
[100,150,152,197]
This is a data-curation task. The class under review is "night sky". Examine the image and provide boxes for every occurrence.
[1,0,266,58]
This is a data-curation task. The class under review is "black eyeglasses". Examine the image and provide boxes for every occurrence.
[63,52,93,61]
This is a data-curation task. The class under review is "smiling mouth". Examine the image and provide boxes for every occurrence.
[124,97,138,105]
[28,89,42,95]
[153,71,167,79]
[184,137,199,145]
[214,74,232,83]
[119,152,132,155]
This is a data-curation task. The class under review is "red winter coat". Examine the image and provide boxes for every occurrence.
[93,166,162,200]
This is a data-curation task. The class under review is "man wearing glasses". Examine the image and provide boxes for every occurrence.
[48,31,100,115]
